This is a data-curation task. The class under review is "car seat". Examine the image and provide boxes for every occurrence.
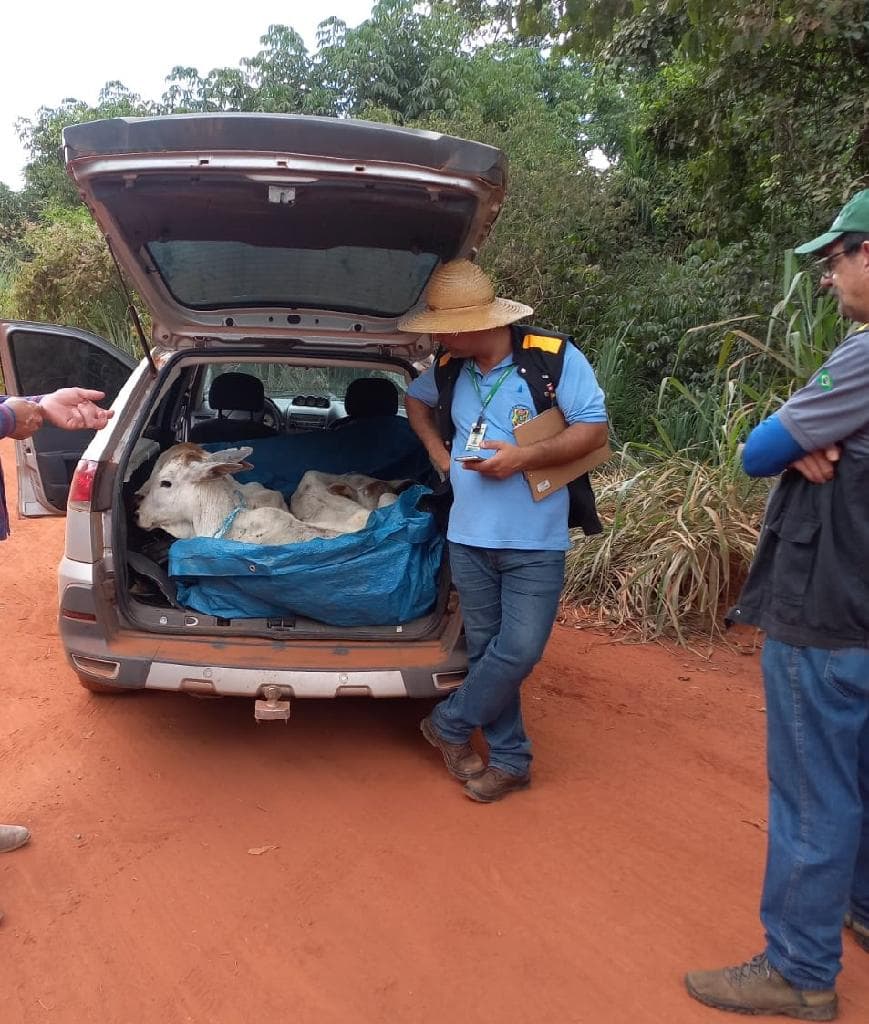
[189,372,279,442]
[330,377,399,429]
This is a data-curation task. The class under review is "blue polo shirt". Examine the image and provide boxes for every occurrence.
[408,344,607,550]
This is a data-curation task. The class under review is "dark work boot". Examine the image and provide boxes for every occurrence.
[463,766,531,803]
[685,953,837,1020]
[420,715,485,781]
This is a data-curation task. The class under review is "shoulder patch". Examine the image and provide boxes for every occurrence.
[814,370,834,391]
[522,334,563,355]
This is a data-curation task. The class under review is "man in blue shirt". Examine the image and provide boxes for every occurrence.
[686,190,869,1019]
[402,259,608,802]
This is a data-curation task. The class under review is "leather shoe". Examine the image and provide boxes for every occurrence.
[463,767,531,803]
[0,824,31,853]
[685,953,837,1019]
[420,715,485,781]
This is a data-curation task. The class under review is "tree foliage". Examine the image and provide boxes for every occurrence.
[3,0,865,443]
[471,1,869,237]
[6,208,128,336]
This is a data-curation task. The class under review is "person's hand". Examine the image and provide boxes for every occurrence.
[789,445,841,484]
[434,449,451,477]
[39,388,114,431]
[462,440,527,479]
[4,398,44,439]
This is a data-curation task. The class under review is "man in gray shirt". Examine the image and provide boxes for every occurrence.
[686,189,869,1020]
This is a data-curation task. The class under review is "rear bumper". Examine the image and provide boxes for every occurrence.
[58,579,467,699]
[141,662,460,698]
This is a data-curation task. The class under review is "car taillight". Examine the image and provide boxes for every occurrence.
[68,460,99,506]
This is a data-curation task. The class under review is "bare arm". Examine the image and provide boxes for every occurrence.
[39,388,114,430]
[470,421,609,480]
[405,395,451,476]
[0,387,113,440]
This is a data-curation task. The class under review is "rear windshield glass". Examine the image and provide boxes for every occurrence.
[202,363,408,405]
[148,242,438,316]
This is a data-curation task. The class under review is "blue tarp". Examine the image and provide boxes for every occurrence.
[169,485,443,625]
[167,422,442,625]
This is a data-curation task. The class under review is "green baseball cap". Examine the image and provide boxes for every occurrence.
[794,189,869,255]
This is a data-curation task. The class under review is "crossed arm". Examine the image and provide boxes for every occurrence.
[742,412,839,483]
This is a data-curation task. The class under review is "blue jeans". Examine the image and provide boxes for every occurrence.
[760,638,869,989]
[431,542,565,777]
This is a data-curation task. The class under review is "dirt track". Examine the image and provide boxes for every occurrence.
[1,443,867,1024]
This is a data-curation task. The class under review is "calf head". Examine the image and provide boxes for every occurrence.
[135,443,253,538]
[325,476,413,511]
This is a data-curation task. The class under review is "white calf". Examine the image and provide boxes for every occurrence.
[135,445,410,544]
[135,444,339,544]
[290,470,408,535]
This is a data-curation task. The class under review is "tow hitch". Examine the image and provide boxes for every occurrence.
[254,685,292,723]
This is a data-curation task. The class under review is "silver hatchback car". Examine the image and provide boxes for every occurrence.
[0,114,508,719]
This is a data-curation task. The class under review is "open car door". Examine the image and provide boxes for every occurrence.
[0,322,135,516]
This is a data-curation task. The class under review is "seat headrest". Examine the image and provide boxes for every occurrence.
[344,377,399,419]
[208,372,265,413]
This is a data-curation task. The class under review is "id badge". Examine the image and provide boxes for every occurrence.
[465,421,488,451]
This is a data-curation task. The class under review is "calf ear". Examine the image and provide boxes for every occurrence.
[205,462,254,479]
[197,448,254,479]
[327,482,357,500]
[213,446,254,463]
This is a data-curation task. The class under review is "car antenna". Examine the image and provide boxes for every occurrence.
[105,238,158,376]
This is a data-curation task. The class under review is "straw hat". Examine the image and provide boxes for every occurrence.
[398,259,533,334]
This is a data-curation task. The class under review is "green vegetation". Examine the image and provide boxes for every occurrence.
[1,0,866,638]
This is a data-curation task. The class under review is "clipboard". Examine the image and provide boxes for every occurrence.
[513,407,611,501]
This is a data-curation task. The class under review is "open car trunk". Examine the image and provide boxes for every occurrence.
[116,348,449,642]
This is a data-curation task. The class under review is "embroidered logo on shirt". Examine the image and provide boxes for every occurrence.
[815,370,834,391]
[510,405,533,428]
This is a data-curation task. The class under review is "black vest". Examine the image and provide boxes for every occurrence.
[431,324,602,536]
[727,448,869,648]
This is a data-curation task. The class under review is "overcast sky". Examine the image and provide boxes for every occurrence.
[1,1,374,190]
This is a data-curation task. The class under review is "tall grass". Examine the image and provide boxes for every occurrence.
[700,253,844,390]
[87,306,143,360]
[589,322,651,448]
[564,452,767,642]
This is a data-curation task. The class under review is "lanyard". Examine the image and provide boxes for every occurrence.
[466,362,515,429]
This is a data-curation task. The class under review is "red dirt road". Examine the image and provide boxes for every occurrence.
[1,444,867,1024]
